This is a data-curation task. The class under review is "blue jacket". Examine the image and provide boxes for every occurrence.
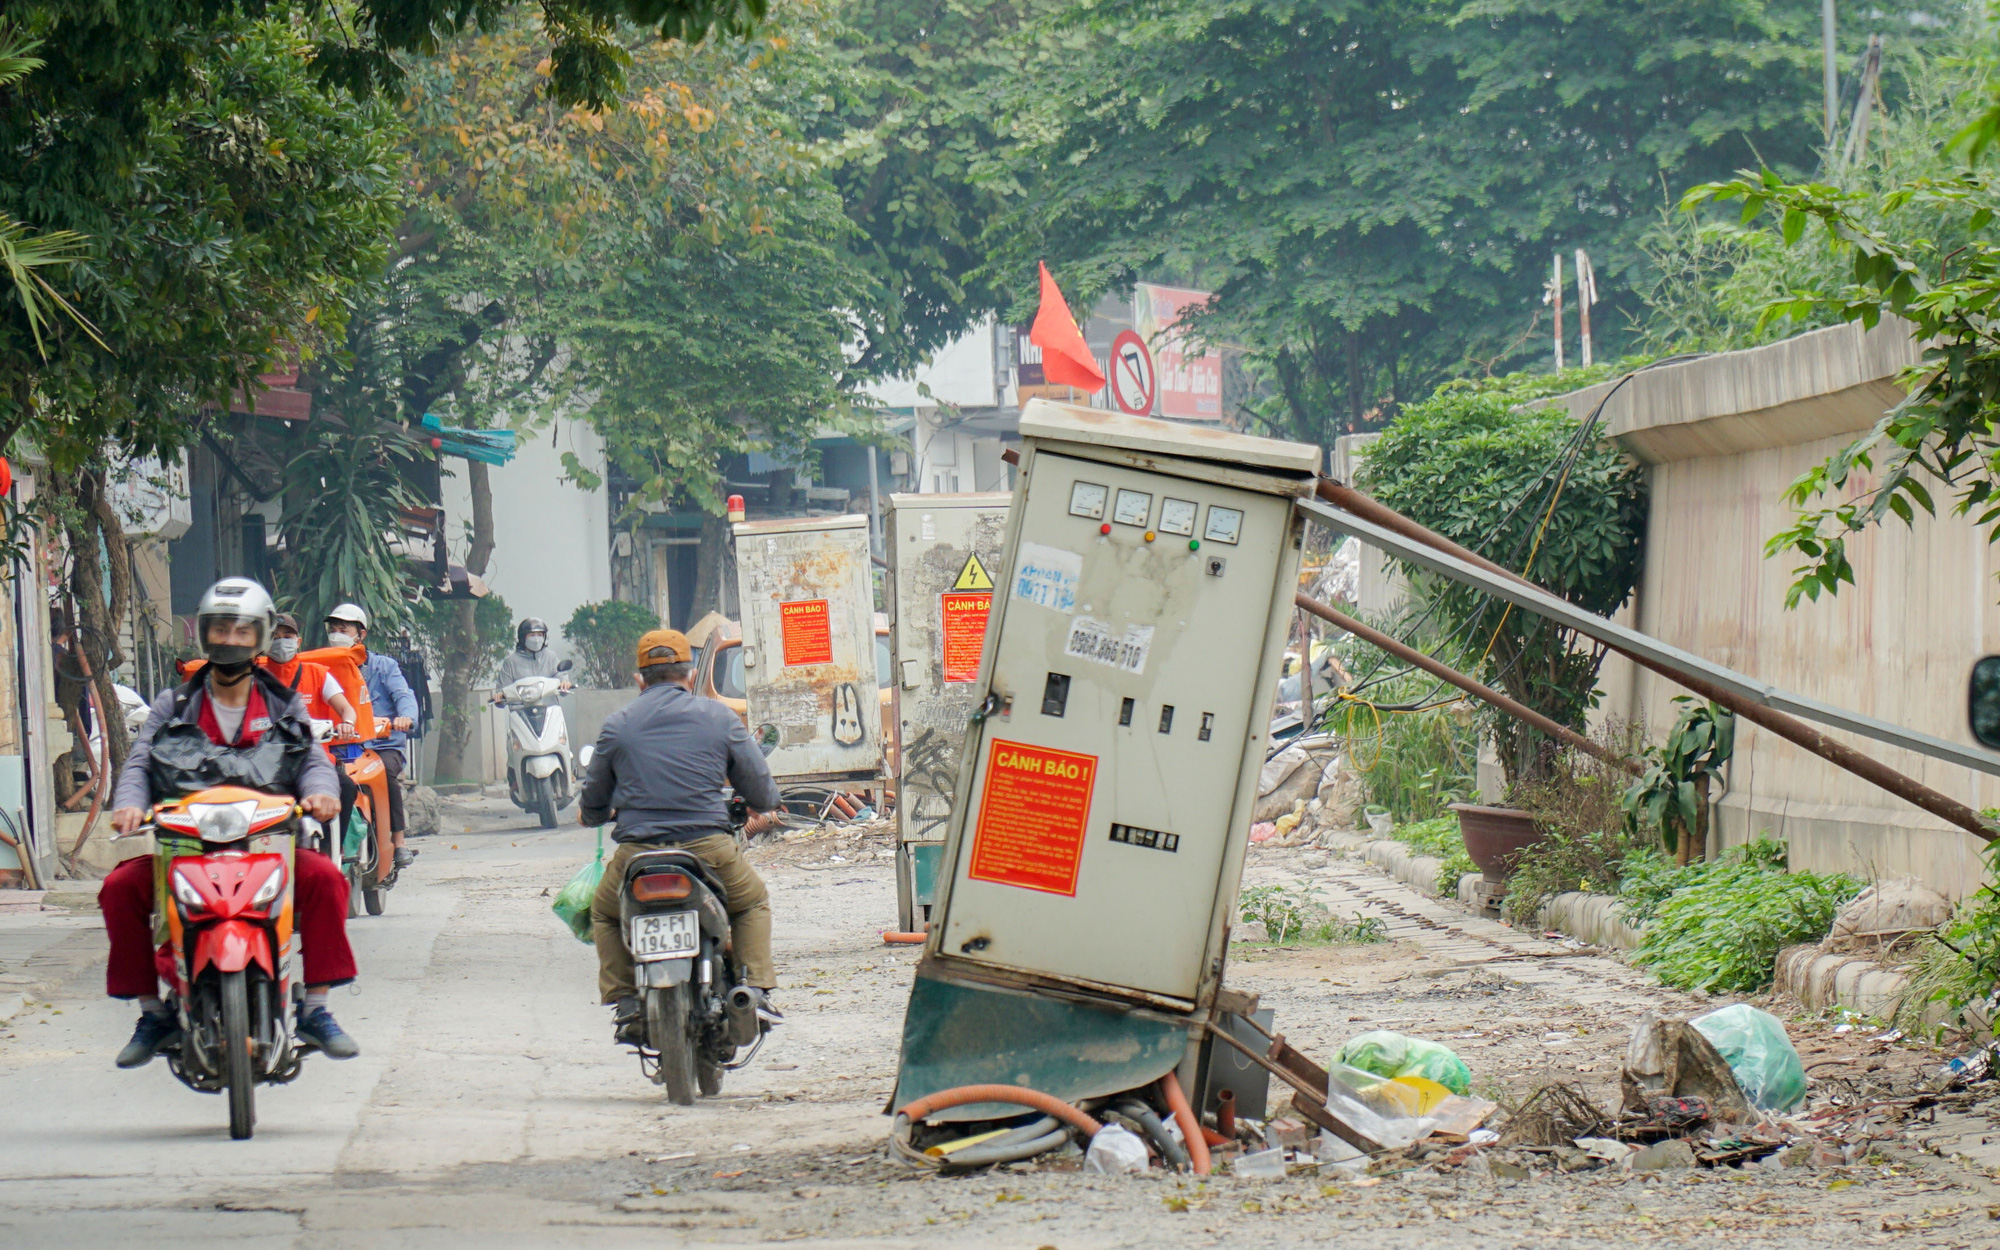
[361,649,420,753]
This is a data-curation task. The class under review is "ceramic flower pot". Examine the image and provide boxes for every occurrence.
[1449,803,1546,884]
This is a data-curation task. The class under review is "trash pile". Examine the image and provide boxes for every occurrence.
[892,1006,2000,1182]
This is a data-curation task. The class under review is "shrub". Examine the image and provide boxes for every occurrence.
[1237,885,1388,947]
[1503,725,1654,925]
[411,590,513,688]
[1630,840,1861,994]
[563,600,660,689]
[1388,815,1478,897]
[1897,839,2000,1037]
[1326,625,1479,824]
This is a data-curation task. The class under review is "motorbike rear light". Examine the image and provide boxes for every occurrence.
[632,872,693,902]
[249,864,287,907]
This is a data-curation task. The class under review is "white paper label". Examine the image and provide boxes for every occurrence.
[1064,616,1154,675]
[1012,542,1082,613]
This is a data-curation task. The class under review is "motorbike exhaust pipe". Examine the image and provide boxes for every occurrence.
[725,985,763,1047]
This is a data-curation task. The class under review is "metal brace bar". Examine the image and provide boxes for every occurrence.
[1300,496,2000,779]
[1204,1022,1381,1153]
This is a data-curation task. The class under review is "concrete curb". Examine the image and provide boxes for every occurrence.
[1319,831,1449,898]
[1773,942,1910,1022]
[1537,891,1644,952]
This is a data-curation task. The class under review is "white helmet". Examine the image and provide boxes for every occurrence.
[195,578,275,668]
[325,602,369,629]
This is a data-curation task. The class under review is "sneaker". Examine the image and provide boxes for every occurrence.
[296,1005,360,1059]
[611,996,645,1046]
[115,1010,182,1068]
[393,846,417,869]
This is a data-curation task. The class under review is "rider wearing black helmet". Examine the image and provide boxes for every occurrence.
[495,617,565,690]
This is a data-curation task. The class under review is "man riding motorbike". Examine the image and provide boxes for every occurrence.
[103,578,360,1067]
[267,612,358,852]
[580,630,784,1045]
[495,617,567,691]
[323,603,419,869]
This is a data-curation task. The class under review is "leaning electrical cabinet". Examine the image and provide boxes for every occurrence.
[892,401,1316,1114]
[730,514,883,786]
[884,492,1011,931]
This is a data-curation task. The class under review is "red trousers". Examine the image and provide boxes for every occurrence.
[101,851,358,998]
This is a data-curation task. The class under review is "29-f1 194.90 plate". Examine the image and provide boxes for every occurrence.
[630,912,698,961]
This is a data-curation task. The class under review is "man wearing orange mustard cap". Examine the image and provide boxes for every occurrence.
[578,629,783,1045]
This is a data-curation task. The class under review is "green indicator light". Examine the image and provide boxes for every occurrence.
[1188,539,1201,551]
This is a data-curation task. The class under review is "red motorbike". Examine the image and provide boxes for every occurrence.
[141,785,312,1140]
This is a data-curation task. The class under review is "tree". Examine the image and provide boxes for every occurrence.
[563,599,660,688]
[989,0,1943,442]
[1360,365,1649,786]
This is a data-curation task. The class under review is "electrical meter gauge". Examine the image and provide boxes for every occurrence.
[1113,488,1153,527]
[1157,498,1198,537]
[1068,480,1108,520]
[1203,505,1244,545]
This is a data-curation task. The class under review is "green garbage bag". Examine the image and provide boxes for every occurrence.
[1336,1030,1472,1096]
[1690,1003,1806,1112]
[552,827,605,944]
[342,810,369,860]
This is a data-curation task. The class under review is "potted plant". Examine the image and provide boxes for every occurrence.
[1622,698,1735,866]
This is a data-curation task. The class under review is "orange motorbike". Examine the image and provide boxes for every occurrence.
[298,644,396,918]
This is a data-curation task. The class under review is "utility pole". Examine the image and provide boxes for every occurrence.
[1823,0,1839,146]
[1573,249,1596,369]
[1546,253,1565,371]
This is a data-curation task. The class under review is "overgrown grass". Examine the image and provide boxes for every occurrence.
[1325,630,1477,825]
[1237,885,1389,946]
[1388,815,1478,897]
[1628,840,1862,994]
[1502,726,1653,925]
[1896,839,2000,1037]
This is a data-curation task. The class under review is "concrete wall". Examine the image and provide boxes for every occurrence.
[437,416,614,669]
[1549,320,1997,897]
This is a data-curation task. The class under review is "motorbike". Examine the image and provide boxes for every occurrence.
[135,785,314,1140]
[502,660,577,829]
[612,815,771,1105]
[307,720,395,917]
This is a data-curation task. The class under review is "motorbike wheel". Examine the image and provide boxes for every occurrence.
[533,776,558,830]
[221,971,256,1141]
[645,985,699,1106]
[358,824,386,917]
[344,860,362,918]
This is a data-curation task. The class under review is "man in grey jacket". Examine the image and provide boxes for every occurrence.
[580,628,783,1044]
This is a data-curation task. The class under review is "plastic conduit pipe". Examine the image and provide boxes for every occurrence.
[943,1116,1071,1168]
[894,1084,1102,1138]
[881,929,927,945]
[1114,1101,1191,1172]
[1159,1072,1211,1175]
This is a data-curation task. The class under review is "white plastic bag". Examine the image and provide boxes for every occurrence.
[1084,1123,1149,1174]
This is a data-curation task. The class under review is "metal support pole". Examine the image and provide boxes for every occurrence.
[1307,478,2000,842]
[866,444,883,562]
[1823,0,1839,146]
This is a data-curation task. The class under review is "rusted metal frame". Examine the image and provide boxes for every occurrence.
[1203,1022,1382,1153]
[1310,479,2000,843]
[1294,592,1641,776]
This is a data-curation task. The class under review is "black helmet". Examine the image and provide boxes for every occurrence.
[517,617,549,649]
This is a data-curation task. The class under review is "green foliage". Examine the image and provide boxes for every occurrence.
[1385,815,1477,897]
[272,413,430,638]
[1362,368,1649,784]
[411,590,514,690]
[1629,840,1862,993]
[987,0,1887,439]
[563,599,660,688]
[1504,728,1653,925]
[1622,698,1735,855]
[1,12,405,468]
[1236,885,1387,946]
[1897,839,2000,1035]
[1677,41,2000,610]
[1334,700,1476,825]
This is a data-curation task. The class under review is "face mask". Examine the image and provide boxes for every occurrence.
[269,638,299,662]
[326,631,356,649]
[208,657,255,683]
[525,635,545,653]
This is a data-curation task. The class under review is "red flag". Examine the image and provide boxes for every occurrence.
[1029,262,1105,393]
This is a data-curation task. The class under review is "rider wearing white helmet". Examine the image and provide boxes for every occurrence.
[102,578,360,1067]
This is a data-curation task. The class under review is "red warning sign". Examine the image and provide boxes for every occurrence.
[939,591,991,683]
[778,598,833,667]
[968,739,1097,896]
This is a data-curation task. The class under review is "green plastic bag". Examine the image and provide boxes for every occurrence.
[1690,1003,1806,1112]
[342,810,369,860]
[552,827,605,944]
[1336,1030,1472,1096]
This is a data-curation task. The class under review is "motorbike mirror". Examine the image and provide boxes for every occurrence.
[1972,656,2000,750]
[578,744,595,769]
[557,658,574,673]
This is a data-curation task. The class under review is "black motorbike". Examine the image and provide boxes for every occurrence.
[618,843,770,1104]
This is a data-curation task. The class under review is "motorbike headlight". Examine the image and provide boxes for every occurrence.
[190,800,258,843]
[250,864,287,908]
[171,868,208,915]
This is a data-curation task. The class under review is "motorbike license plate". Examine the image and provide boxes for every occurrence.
[630,912,698,961]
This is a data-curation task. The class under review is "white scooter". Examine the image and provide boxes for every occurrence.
[502,660,578,829]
